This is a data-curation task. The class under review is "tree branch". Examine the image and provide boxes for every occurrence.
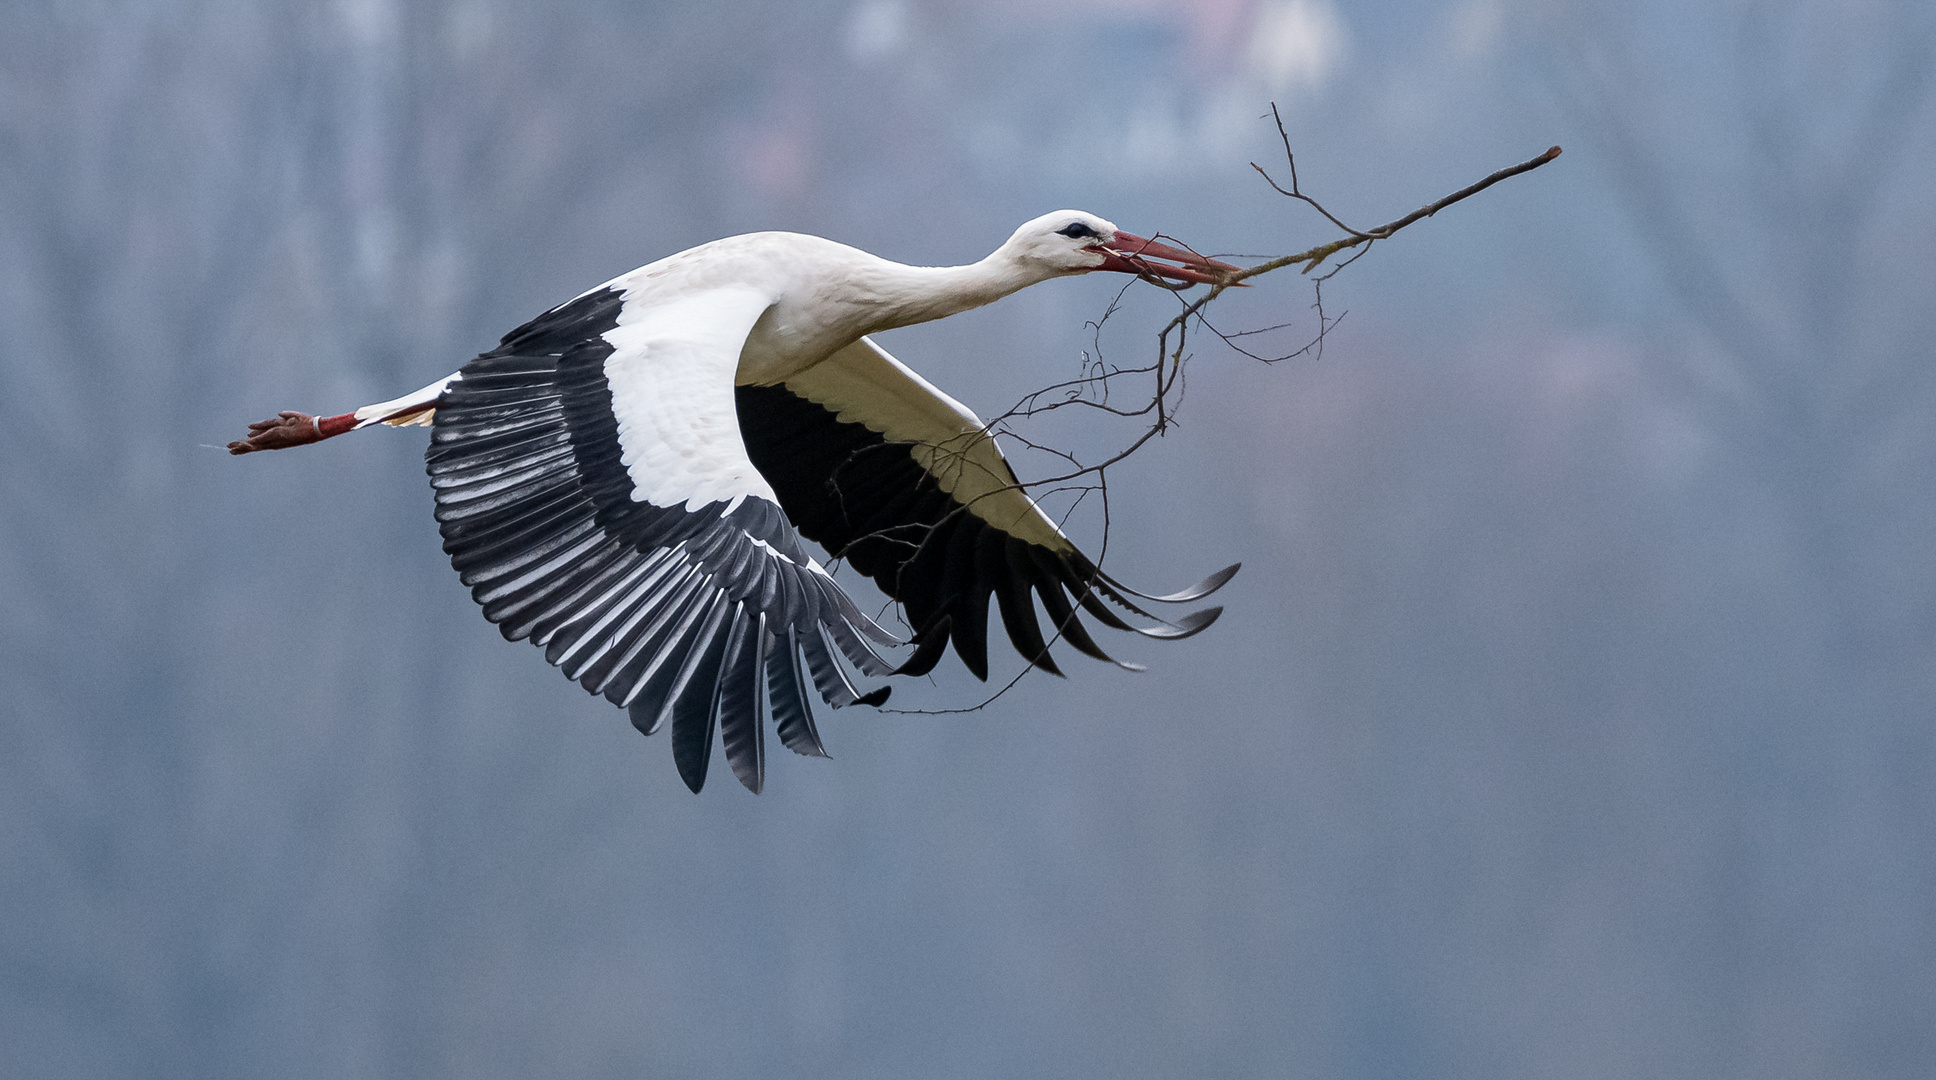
[874,125,1562,713]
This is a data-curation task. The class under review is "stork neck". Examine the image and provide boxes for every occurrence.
[863,253,1049,333]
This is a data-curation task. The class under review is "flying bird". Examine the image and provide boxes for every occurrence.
[230,211,1241,793]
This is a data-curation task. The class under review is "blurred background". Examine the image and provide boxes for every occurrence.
[4,1,1934,1076]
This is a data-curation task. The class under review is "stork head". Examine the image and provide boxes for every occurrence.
[1003,210,1239,286]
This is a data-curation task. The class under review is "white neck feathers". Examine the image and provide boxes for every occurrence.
[849,246,1061,335]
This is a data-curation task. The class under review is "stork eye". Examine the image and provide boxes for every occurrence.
[1056,222,1097,240]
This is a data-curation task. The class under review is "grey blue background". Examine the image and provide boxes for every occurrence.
[4,1,1933,1076]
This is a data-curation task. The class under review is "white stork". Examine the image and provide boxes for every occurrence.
[230,211,1241,793]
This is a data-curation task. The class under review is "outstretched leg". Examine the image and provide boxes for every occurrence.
[227,411,358,454]
[226,372,462,455]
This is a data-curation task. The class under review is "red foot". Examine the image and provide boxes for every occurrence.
[227,411,356,455]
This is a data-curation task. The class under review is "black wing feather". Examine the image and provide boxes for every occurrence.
[736,382,1229,681]
[715,610,767,794]
[768,627,828,758]
[669,596,734,794]
[430,288,893,793]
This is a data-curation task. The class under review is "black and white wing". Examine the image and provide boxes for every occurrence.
[427,285,897,794]
[736,337,1236,682]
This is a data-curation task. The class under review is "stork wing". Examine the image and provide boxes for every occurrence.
[427,285,897,795]
[736,336,1236,682]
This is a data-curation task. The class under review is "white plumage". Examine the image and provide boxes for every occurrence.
[230,210,1241,793]
[604,285,778,509]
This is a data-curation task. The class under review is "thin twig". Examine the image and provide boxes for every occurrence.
[870,127,1561,712]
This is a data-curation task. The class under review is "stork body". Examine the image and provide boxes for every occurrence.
[232,211,1240,793]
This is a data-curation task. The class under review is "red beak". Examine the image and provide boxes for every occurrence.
[1093,232,1242,286]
